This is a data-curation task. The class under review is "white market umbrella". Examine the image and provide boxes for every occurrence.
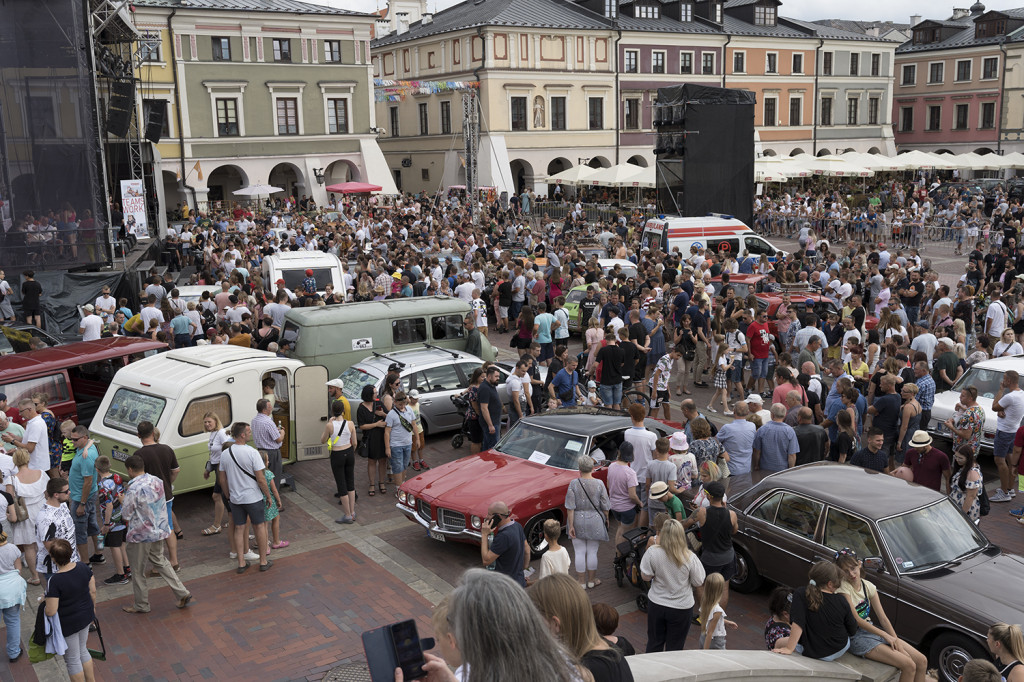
[618,165,655,188]
[952,153,1001,171]
[806,155,875,177]
[776,157,815,178]
[999,152,1024,169]
[544,165,598,185]
[894,150,956,171]
[841,151,902,172]
[755,157,794,183]
[584,163,647,187]
[233,184,284,196]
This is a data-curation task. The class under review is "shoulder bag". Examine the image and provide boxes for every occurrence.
[11,477,28,523]
[574,478,608,529]
[228,446,259,482]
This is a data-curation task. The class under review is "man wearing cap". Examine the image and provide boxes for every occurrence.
[932,338,961,393]
[326,379,352,421]
[607,443,642,548]
[690,480,736,607]
[78,304,102,342]
[902,431,950,493]
[301,269,318,300]
[648,481,685,522]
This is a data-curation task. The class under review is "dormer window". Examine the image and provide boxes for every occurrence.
[913,27,941,44]
[754,5,777,26]
[976,19,1006,38]
[680,2,693,21]
[604,0,617,18]
[714,2,722,22]
[636,4,660,18]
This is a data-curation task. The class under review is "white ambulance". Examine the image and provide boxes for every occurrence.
[640,214,786,262]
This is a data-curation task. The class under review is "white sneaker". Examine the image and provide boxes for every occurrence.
[1010,489,1017,498]
[243,551,259,561]
[990,489,1012,503]
[229,551,238,559]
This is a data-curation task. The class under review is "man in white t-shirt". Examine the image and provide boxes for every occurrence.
[1,400,50,472]
[986,286,1009,344]
[454,275,475,303]
[219,422,272,572]
[623,403,659,526]
[909,323,938,365]
[471,291,488,336]
[94,287,117,322]
[79,304,103,341]
[992,371,1024,502]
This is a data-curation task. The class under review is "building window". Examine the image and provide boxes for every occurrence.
[849,53,859,76]
[981,101,996,129]
[954,103,969,130]
[702,53,715,75]
[929,62,943,84]
[216,98,239,136]
[766,53,778,74]
[822,52,833,76]
[652,51,665,74]
[763,98,776,127]
[624,98,640,130]
[419,102,429,135]
[510,96,527,130]
[680,52,693,74]
[754,5,776,26]
[325,40,342,63]
[976,20,1006,38]
[821,97,833,126]
[902,64,916,85]
[276,97,298,134]
[140,41,161,62]
[604,0,617,18]
[900,106,914,131]
[636,5,660,18]
[328,98,348,134]
[983,56,999,79]
[440,101,451,134]
[847,97,858,125]
[212,37,231,61]
[624,50,638,73]
[956,59,971,82]
[680,2,692,21]
[915,27,942,44]
[789,97,800,126]
[868,97,879,125]
[551,96,566,130]
[390,105,400,137]
[792,53,803,74]
[733,52,745,73]
[589,97,603,130]
[871,53,880,76]
[713,2,722,22]
[927,105,941,131]
[273,38,291,63]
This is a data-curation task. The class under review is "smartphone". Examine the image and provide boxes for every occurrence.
[362,619,426,681]
[489,513,503,528]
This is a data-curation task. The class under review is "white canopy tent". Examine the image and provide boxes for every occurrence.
[583,163,650,187]
[544,165,598,185]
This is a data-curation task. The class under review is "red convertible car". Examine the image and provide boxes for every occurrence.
[395,408,675,557]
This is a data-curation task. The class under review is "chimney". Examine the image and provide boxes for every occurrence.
[422,11,433,24]
[910,14,922,26]
[396,11,410,34]
[867,26,880,37]
[952,8,969,19]
[375,18,391,36]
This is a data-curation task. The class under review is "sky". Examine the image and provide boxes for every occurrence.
[313,0,1019,23]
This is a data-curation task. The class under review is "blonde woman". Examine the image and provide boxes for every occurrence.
[201,413,230,537]
[7,448,46,585]
[639,519,705,652]
[988,623,1024,682]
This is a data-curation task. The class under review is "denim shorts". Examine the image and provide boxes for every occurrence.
[390,444,412,475]
[994,429,1015,459]
[849,628,886,656]
[727,358,744,382]
[750,357,770,379]
[70,496,100,546]
[610,507,637,525]
[599,383,622,405]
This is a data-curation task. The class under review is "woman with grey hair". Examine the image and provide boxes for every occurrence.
[397,568,585,682]
[565,454,610,589]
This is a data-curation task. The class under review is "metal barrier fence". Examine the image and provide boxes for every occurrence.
[532,201,657,224]
[753,212,989,257]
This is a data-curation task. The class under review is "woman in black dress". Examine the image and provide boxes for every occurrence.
[357,385,388,496]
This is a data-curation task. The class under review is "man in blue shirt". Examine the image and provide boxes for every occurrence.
[752,404,800,472]
[480,501,529,587]
[534,302,557,365]
[69,424,102,563]
[549,356,581,407]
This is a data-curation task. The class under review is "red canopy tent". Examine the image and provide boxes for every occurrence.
[325,182,383,194]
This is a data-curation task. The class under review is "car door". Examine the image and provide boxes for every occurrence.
[413,363,468,432]
[740,490,824,587]
[820,506,900,629]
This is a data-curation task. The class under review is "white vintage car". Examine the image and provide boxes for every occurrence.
[927,355,1024,453]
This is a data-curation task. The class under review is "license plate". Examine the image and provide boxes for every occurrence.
[429,530,446,542]
[111,450,128,462]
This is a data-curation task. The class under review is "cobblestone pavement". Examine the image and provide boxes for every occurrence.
[8,236,1022,679]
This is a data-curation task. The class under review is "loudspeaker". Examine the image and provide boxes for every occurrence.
[654,84,756,227]
[106,79,135,138]
[145,100,166,143]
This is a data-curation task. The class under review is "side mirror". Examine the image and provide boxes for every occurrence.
[863,556,885,573]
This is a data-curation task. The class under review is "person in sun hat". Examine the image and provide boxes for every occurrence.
[900,431,950,493]
[648,481,684,522]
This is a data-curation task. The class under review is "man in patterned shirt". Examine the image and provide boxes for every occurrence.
[121,454,192,614]
[648,345,683,421]
[913,361,936,435]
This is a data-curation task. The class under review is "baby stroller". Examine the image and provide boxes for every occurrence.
[449,394,473,449]
[613,526,652,612]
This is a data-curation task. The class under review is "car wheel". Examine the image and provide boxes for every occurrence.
[731,546,762,593]
[450,433,464,449]
[930,632,988,682]
[523,513,555,560]
[636,594,648,613]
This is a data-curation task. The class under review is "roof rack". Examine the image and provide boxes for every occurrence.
[423,343,462,360]
[371,351,405,369]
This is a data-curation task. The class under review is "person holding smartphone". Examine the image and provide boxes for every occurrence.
[479,501,530,587]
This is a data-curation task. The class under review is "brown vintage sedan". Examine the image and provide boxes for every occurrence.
[727,462,1024,682]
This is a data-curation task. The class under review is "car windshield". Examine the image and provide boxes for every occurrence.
[877,499,988,573]
[565,289,586,304]
[495,421,588,470]
[951,366,1024,399]
[336,366,383,402]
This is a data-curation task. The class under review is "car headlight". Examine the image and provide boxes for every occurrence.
[471,515,481,530]
[398,491,407,504]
